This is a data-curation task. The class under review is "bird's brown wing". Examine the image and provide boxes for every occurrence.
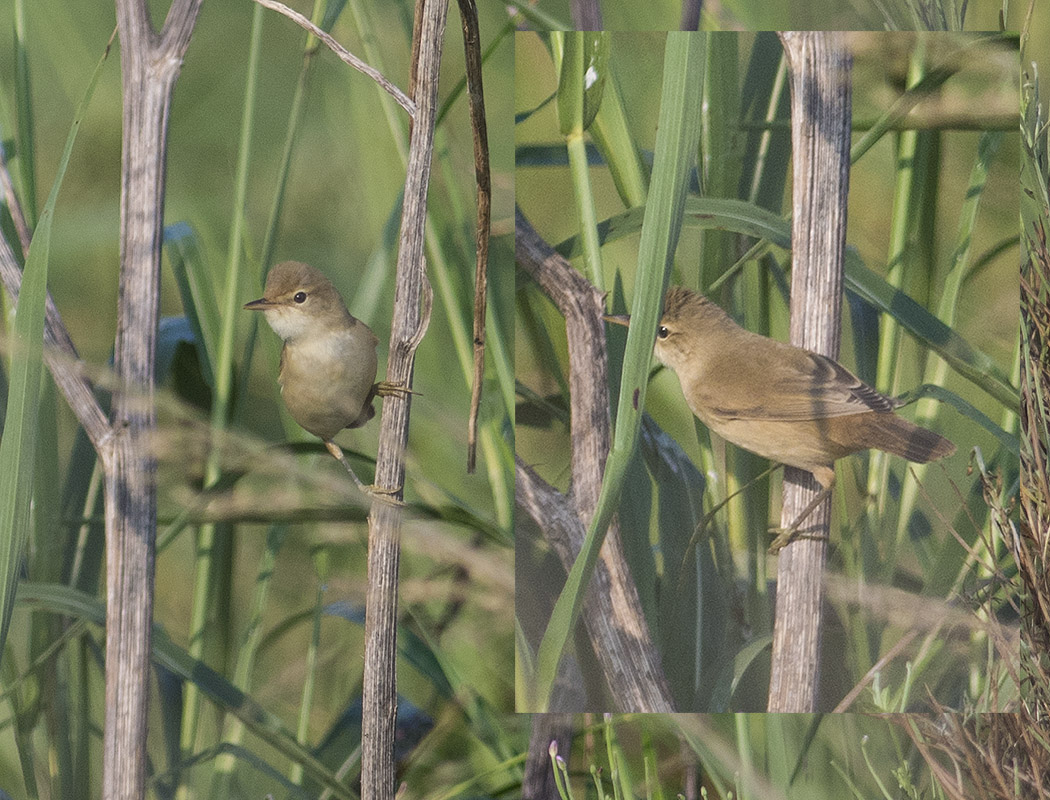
[707,348,898,422]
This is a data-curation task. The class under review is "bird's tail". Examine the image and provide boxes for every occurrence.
[868,414,956,463]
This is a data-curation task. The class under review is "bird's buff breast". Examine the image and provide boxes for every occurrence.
[278,331,378,440]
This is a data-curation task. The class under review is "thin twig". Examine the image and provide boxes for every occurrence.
[0,233,109,448]
[0,142,31,255]
[457,0,491,474]
[251,0,415,117]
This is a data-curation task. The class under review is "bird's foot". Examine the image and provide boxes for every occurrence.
[363,483,405,505]
[768,524,827,554]
[374,381,419,398]
[767,485,832,554]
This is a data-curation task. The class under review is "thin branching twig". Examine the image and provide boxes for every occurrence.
[516,208,674,712]
[251,0,415,116]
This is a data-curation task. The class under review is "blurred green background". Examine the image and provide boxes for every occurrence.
[509,0,1031,33]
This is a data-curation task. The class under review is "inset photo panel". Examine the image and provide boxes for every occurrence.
[515,31,1019,714]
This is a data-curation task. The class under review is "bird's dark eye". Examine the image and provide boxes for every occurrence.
[293,291,307,303]
[657,325,670,339]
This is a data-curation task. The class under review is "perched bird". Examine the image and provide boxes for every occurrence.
[244,260,407,493]
[609,285,955,551]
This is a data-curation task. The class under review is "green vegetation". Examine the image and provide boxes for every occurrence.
[0,0,1046,798]
[505,0,1022,32]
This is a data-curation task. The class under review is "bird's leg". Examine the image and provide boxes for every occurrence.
[323,440,366,488]
[768,482,833,554]
[323,440,402,502]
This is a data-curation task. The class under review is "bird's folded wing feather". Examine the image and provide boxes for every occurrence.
[705,347,899,422]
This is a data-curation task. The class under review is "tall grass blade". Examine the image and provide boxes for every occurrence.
[0,34,109,659]
[179,5,265,781]
[165,222,218,387]
[239,0,331,446]
[555,31,610,291]
[531,33,705,711]
[209,524,287,796]
[589,68,647,208]
[12,0,37,228]
[897,129,1007,538]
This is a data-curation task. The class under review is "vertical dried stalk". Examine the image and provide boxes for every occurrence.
[680,0,702,30]
[571,0,602,29]
[1020,143,1050,738]
[362,0,443,796]
[106,1,201,797]
[767,31,852,713]
[523,713,574,799]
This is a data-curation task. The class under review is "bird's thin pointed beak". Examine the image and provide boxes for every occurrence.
[243,297,272,311]
[603,313,630,328]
